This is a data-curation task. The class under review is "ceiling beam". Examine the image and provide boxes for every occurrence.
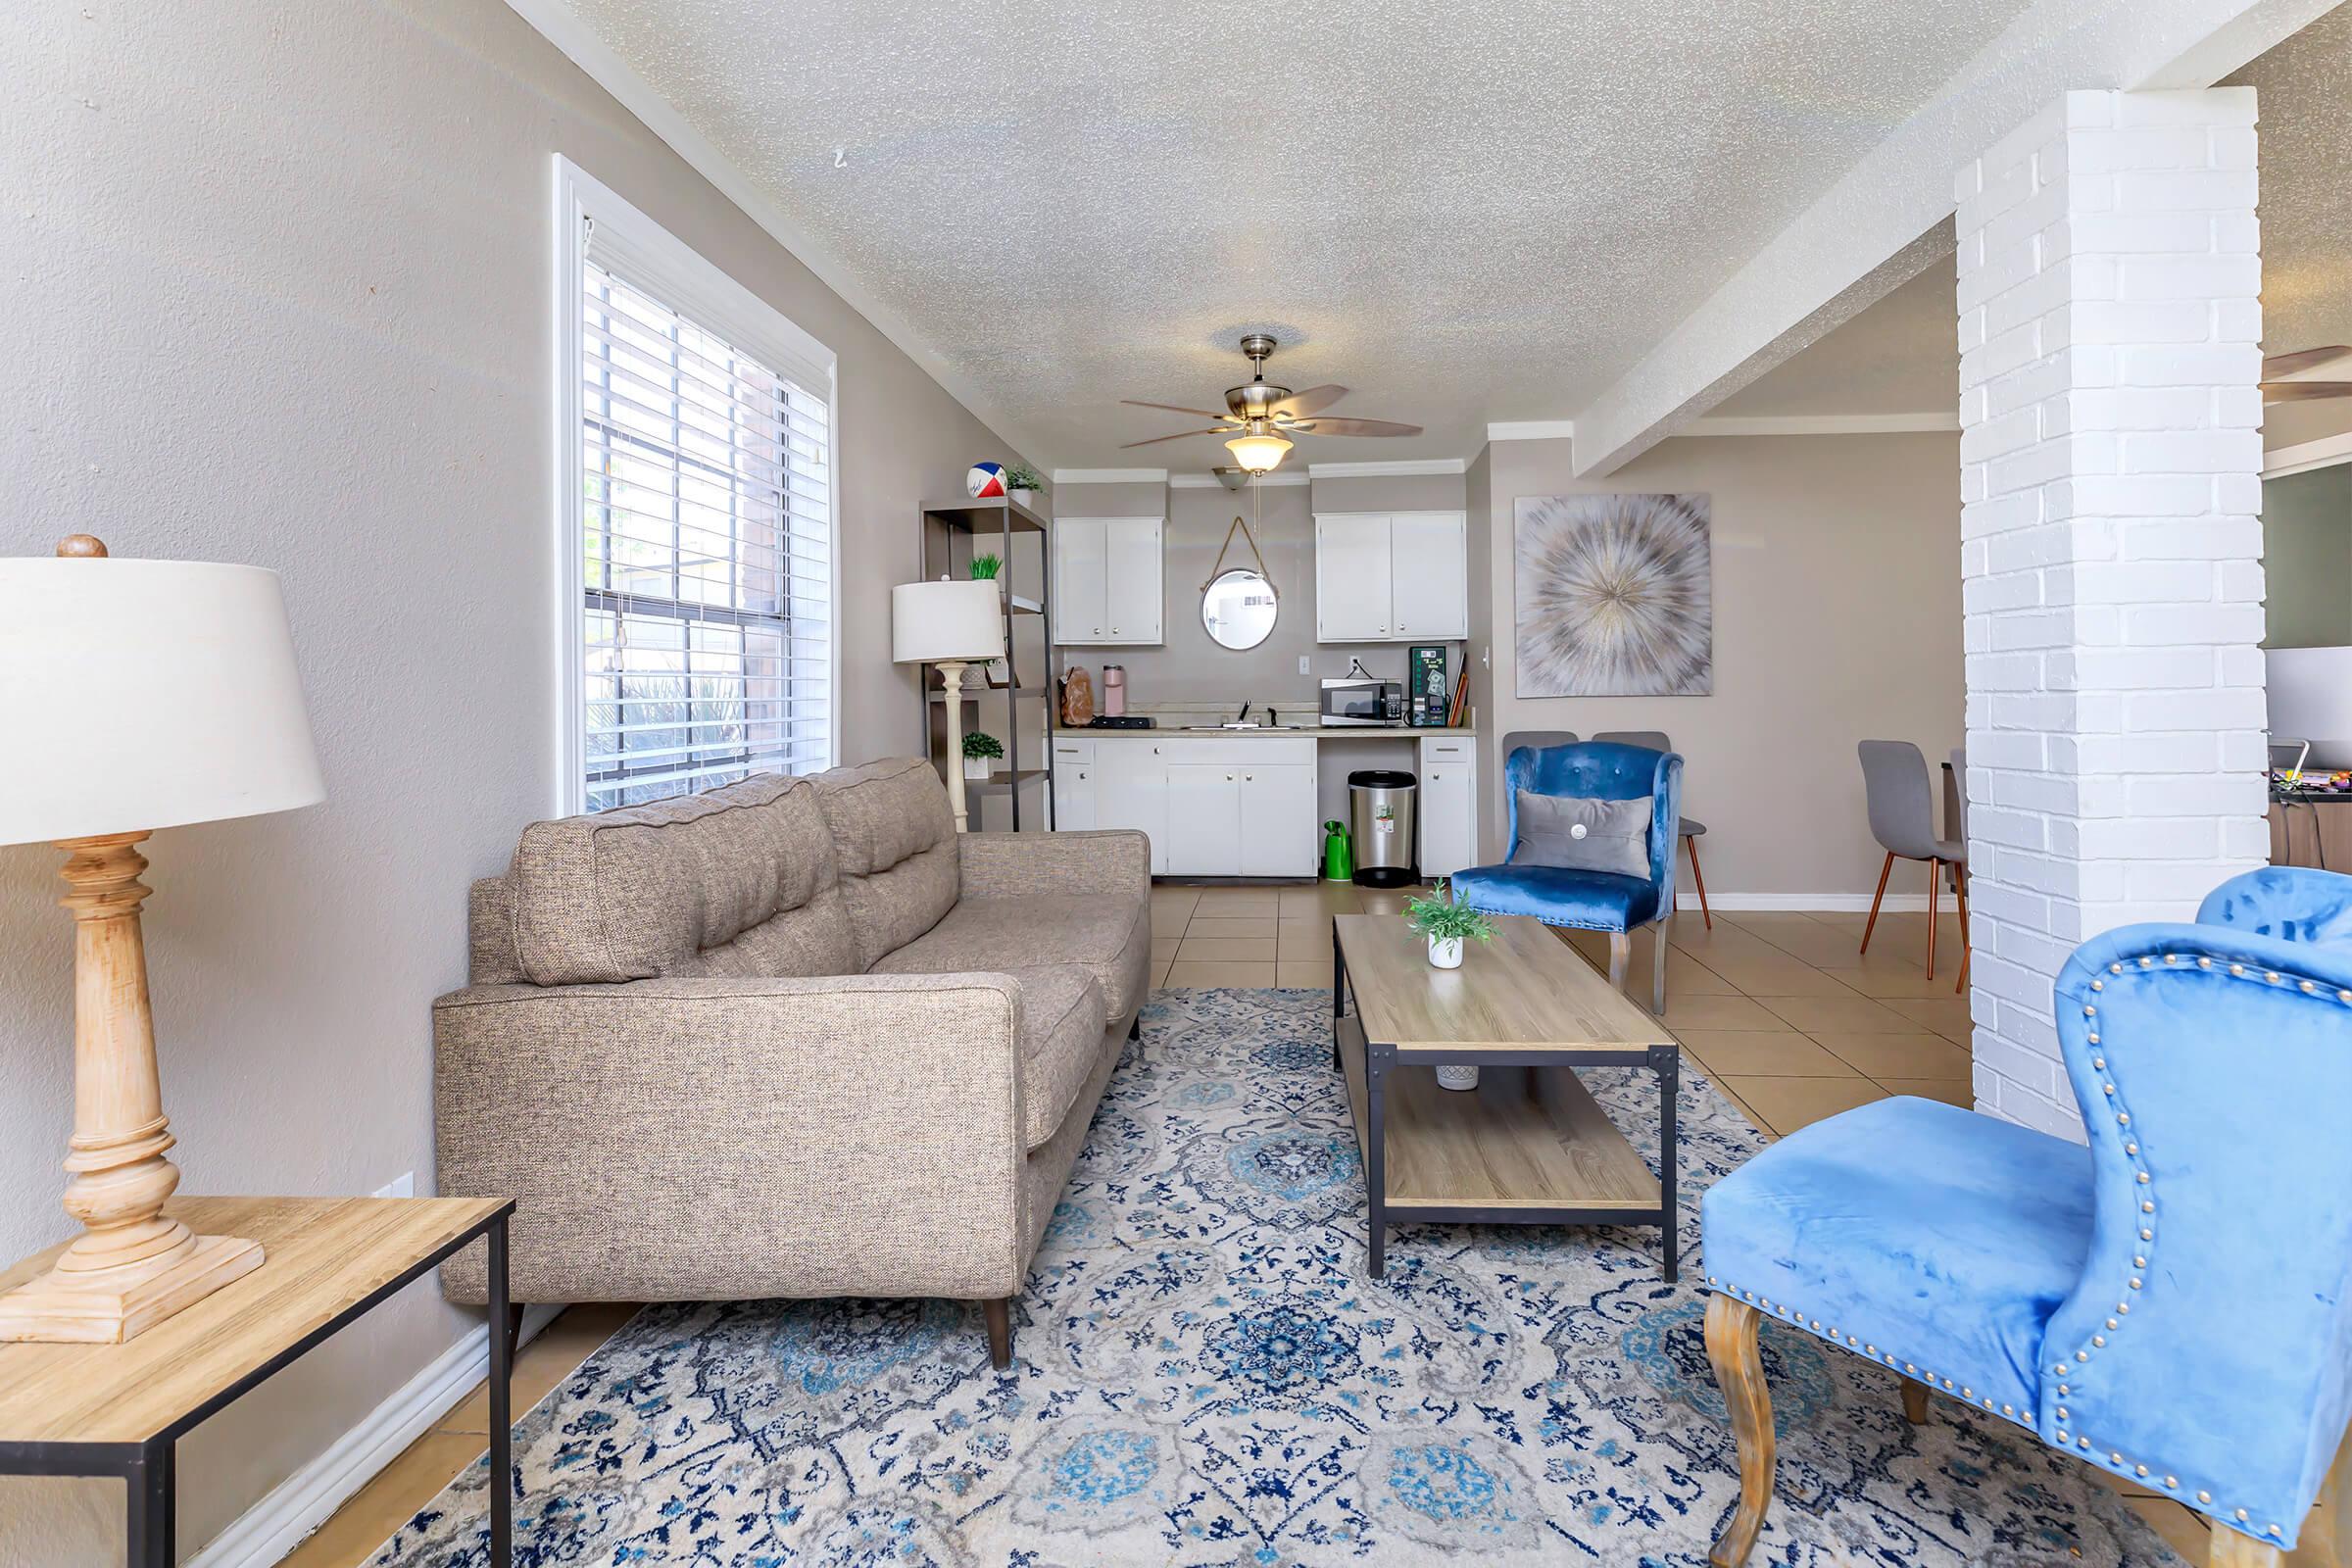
[1567,0,2341,478]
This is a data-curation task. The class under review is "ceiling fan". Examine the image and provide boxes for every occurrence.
[1119,333,1422,472]
[2264,345,2352,402]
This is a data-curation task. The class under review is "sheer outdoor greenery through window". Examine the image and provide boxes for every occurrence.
[579,259,831,811]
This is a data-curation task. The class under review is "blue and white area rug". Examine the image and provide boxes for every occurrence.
[374,988,2182,1566]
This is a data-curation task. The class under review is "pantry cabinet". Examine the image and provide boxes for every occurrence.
[1417,734,1478,879]
[1313,512,1468,642]
[1054,515,1164,645]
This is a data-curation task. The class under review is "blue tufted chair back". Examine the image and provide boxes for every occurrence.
[2042,865,2352,1544]
[1502,741,1683,912]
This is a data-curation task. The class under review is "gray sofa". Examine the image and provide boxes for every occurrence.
[432,756,1151,1366]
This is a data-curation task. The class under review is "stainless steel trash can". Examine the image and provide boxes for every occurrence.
[1348,769,1417,888]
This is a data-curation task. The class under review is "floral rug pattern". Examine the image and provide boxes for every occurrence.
[373,987,2183,1566]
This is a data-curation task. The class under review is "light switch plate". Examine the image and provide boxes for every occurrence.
[374,1171,415,1200]
[1298,656,1310,674]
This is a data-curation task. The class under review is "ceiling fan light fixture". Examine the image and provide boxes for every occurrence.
[1225,431,1293,473]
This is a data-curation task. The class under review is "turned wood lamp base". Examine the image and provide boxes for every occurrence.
[0,830,264,1344]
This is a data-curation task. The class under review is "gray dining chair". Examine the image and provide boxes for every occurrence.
[1593,730,1711,929]
[1856,739,1969,980]
[1950,746,1969,994]
[1499,730,1578,759]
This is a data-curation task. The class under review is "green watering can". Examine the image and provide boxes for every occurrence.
[1322,819,1354,883]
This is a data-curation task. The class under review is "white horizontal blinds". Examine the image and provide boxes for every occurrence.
[579,241,831,813]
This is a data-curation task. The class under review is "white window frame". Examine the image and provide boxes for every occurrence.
[551,154,842,815]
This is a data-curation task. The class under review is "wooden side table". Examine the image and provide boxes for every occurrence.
[0,1196,515,1568]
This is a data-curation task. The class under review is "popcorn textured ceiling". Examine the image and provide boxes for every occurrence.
[564,0,2042,466]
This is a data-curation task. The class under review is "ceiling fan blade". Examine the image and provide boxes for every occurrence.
[2263,346,2352,377]
[2262,381,2352,403]
[1121,398,1232,419]
[1271,383,1348,418]
[1119,427,1233,448]
[1288,416,1424,437]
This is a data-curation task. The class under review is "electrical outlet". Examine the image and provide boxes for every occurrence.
[374,1171,415,1200]
[1298,655,1310,675]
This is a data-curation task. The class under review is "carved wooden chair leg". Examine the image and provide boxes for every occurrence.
[1900,1380,1930,1425]
[983,1298,1013,1369]
[1705,1295,1775,1567]
[2211,1533,2284,1567]
[1608,930,1632,993]
[1860,851,1895,955]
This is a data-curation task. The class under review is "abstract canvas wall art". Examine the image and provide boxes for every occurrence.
[1514,493,1712,697]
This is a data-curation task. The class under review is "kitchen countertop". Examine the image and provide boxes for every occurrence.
[1053,726,1475,739]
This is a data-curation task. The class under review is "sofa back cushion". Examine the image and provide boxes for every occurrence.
[506,773,856,986]
[810,757,960,968]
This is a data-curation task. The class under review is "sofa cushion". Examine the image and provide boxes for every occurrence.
[870,894,1152,1020]
[507,773,855,986]
[811,757,960,968]
[1004,965,1109,1151]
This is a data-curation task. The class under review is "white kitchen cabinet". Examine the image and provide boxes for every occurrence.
[1237,762,1318,878]
[1417,734,1479,880]
[1390,513,1469,640]
[1054,515,1162,645]
[1061,737,1316,877]
[1313,514,1395,641]
[1164,763,1244,875]
[1313,512,1467,642]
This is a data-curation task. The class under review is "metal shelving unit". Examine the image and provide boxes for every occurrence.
[917,495,1056,831]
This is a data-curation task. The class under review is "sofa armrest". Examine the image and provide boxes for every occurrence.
[432,972,1036,1303]
[956,828,1150,901]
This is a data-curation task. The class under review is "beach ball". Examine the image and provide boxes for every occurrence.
[966,461,1007,499]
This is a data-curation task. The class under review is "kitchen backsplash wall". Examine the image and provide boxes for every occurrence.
[1051,476,1469,712]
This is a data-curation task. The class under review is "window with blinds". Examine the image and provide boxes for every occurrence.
[576,250,832,813]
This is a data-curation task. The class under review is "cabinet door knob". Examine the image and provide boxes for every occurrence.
[1245,774,1253,782]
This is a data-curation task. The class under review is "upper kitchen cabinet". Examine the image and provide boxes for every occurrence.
[1054,515,1164,645]
[1313,511,1467,642]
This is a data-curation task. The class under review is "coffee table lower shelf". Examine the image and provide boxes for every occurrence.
[1335,1010,1679,1280]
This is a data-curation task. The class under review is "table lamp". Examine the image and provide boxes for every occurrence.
[892,578,1006,833]
[0,536,324,1342]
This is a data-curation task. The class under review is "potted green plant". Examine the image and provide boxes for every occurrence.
[1004,464,1044,510]
[961,730,1004,782]
[968,552,1003,581]
[1404,879,1495,971]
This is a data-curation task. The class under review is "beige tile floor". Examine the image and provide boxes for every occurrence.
[296,887,2221,1563]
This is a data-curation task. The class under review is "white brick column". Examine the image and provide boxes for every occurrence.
[1955,88,2270,1140]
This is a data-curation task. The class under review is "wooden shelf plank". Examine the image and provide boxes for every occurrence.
[964,767,1046,794]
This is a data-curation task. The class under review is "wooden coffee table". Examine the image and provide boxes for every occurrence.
[1331,912,1682,1280]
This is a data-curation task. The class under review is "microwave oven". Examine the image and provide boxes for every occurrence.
[1320,676,1404,726]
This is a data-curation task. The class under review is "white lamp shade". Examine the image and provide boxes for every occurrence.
[0,555,325,845]
[892,579,1006,663]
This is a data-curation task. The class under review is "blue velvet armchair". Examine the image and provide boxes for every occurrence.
[1450,740,1683,1012]
[1696,867,2352,1567]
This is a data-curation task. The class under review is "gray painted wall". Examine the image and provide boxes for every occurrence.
[1477,434,1965,897]
[0,2,1020,1558]
[2262,466,2352,649]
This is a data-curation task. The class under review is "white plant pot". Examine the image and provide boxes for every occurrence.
[1009,487,1040,510]
[1428,934,1464,969]
[963,757,996,782]
[1436,1064,1480,1092]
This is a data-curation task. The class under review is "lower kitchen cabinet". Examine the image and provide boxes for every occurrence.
[1051,733,1473,882]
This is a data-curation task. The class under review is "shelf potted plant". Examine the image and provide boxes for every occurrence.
[968,553,1002,581]
[962,730,1004,782]
[1004,464,1044,511]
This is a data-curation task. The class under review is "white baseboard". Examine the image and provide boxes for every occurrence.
[190,1301,563,1568]
[1678,892,1936,913]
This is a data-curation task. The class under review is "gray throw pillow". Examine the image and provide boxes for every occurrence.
[1511,791,1652,877]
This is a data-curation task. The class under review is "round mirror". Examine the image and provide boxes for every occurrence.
[1202,567,1278,651]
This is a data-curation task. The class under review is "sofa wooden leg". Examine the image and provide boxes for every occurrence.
[1705,1295,1775,1568]
[1900,1380,1930,1425]
[1860,852,1894,956]
[2212,1534,2283,1567]
[504,1302,525,1370]
[1129,1013,1141,1042]
[983,1298,1012,1370]
[1608,930,1632,992]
